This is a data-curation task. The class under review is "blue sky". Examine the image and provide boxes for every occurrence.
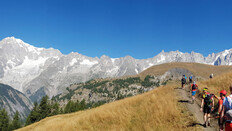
[0,0,232,59]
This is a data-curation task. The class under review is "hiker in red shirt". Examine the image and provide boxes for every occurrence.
[191,81,198,104]
[214,90,227,131]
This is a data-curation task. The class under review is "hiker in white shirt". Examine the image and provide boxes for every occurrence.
[222,85,232,131]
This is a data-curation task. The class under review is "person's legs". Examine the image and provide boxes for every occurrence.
[203,106,207,125]
[191,91,196,103]
[191,95,194,103]
[208,105,212,126]
[218,118,224,131]
[219,124,224,131]
[208,113,211,126]
[204,113,207,127]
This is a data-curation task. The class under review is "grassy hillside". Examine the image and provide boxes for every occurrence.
[139,62,232,79]
[18,83,197,131]
[199,72,232,95]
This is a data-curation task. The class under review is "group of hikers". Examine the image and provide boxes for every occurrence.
[180,75,232,131]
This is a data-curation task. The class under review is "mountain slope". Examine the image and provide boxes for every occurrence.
[199,71,232,94]
[17,84,197,131]
[139,62,232,79]
[1,37,232,102]
[52,76,165,107]
[0,83,33,119]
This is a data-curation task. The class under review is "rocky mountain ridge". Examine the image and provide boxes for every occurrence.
[0,37,231,102]
[0,83,33,119]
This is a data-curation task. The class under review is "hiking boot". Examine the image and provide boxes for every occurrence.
[203,123,207,128]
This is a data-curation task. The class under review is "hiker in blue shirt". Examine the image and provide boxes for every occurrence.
[189,75,193,84]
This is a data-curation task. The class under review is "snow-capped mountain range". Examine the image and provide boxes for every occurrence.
[0,37,232,102]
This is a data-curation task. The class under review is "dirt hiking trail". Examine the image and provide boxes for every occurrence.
[175,84,217,131]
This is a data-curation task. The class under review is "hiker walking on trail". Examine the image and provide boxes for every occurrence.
[214,90,227,131]
[181,75,187,89]
[191,81,198,104]
[210,73,214,79]
[221,85,232,131]
[200,88,214,127]
[189,75,193,84]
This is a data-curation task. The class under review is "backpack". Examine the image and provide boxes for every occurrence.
[224,96,232,120]
[181,78,186,84]
[192,84,197,90]
[204,93,213,105]
[210,75,213,79]
[189,76,192,80]
[225,110,232,120]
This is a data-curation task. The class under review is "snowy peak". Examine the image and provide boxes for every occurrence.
[218,49,232,56]
[1,36,18,43]
[0,37,63,92]
[1,37,38,50]
[211,49,232,65]
[0,37,62,57]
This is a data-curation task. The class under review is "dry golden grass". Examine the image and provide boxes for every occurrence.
[18,84,198,131]
[139,62,232,79]
[198,71,232,95]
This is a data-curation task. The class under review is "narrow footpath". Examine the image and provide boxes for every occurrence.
[175,85,217,131]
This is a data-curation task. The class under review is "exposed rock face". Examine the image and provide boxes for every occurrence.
[0,37,232,102]
[0,83,33,119]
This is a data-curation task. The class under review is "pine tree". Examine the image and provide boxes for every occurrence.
[79,99,86,110]
[10,111,21,130]
[59,108,64,114]
[50,102,60,116]
[38,95,51,119]
[0,108,9,131]
[26,96,52,126]
[25,102,39,126]
[74,100,80,111]
[64,100,75,113]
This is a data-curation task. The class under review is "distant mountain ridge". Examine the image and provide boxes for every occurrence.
[0,83,33,119]
[0,37,232,102]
